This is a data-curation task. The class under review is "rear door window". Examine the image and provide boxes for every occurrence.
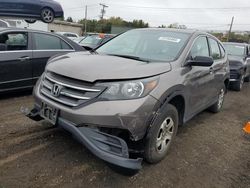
[33,33,73,50]
[61,40,73,49]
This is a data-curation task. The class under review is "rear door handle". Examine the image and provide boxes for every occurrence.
[18,56,30,62]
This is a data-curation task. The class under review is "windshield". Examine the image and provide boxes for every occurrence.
[224,44,245,56]
[73,37,85,42]
[80,35,102,45]
[96,30,190,62]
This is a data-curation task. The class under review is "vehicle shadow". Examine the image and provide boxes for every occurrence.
[0,89,33,100]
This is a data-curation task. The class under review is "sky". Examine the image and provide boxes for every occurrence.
[56,0,250,31]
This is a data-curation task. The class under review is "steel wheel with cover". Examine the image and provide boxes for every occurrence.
[208,85,226,113]
[144,104,178,163]
[41,8,54,23]
[231,74,244,91]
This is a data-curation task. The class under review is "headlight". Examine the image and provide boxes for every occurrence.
[98,78,158,100]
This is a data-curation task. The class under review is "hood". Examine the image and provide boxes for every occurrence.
[228,55,245,67]
[46,52,171,82]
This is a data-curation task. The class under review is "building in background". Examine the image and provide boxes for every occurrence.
[2,18,48,31]
[48,20,82,36]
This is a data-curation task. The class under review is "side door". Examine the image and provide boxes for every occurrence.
[19,0,43,16]
[0,31,33,92]
[0,0,21,14]
[31,32,75,84]
[208,38,225,96]
[185,36,215,114]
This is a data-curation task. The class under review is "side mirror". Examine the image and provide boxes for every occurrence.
[0,43,7,51]
[187,56,214,67]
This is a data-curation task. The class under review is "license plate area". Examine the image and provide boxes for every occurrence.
[41,103,58,125]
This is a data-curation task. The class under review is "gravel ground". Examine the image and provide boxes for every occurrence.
[0,84,250,188]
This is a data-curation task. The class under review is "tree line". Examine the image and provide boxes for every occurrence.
[64,16,249,43]
[211,32,250,43]
[77,17,149,33]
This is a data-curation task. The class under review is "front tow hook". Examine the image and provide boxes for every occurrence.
[21,106,43,121]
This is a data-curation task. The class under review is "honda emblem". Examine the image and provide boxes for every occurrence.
[51,84,62,97]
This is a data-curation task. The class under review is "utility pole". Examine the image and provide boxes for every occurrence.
[84,5,88,34]
[227,16,234,42]
[99,3,108,20]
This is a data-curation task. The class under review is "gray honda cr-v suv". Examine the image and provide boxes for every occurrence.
[26,28,230,171]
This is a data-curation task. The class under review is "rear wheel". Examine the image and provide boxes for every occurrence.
[144,104,178,163]
[208,85,226,113]
[41,8,54,23]
[231,75,244,91]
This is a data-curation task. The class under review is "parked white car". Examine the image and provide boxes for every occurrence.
[56,32,79,40]
[0,19,10,28]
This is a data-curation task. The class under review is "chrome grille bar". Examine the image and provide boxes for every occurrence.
[43,82,52,90]
[40,73,104,107]
[41,90,79,107]
[45,75,101,92]
[60,91,90,100]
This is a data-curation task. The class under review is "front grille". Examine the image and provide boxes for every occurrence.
[40,72,105,107]
[230,70,239,79]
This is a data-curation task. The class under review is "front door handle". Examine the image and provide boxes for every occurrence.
[18,56,30,62]
[209,67,214,74]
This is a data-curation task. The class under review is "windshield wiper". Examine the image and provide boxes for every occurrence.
[89,48,98,54]
[107,54,150,63]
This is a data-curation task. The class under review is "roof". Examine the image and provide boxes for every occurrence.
[0,27,8,31]
[0,27,68,38]
[133,27,198,34]
[0,27,49,33]
[223,42,249,46]
[0,27,84,51]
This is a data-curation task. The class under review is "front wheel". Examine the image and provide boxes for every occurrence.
[245,75,250,82]
[41,8,54,23]
[208,85,226,113]
[231,75,244,91]
[144,104,178,164]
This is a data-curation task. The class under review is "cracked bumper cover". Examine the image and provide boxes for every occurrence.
[25,107,143,170]
[33,82,158,141]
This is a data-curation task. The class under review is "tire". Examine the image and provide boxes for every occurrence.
[41,8,54,23]
[231,75,244,91]
[25,19,37,24]
[245,75,250,82]
[144,104,178,164]
[208,85,226,113]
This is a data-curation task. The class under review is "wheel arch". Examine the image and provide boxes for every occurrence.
[224,78,230,91]
[41,6,54,12]
[150,85,188,128]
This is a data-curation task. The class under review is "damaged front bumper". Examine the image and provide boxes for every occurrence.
[25,107,143,170]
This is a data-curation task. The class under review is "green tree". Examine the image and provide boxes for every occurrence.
[78,17,149,33]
